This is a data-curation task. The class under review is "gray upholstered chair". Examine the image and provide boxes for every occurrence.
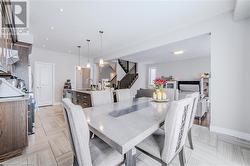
[135,88,154,98]
[185,92,200,150]
[62,98,123,166]
[136,97,194,166]
[115,89,132,102]
[90,90,113,107]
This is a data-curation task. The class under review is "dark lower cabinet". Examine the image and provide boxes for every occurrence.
[66,91,91,108]
[63,90,92,108]
[0,100,28,162]
[75,92,92,108]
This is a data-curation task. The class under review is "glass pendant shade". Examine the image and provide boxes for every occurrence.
[99,31,104,65]
[76,65,81,70]
[99,58,104,65]
[77,46,81,70]
[86,39,91,68]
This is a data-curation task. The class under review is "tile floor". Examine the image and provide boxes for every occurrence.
[1,105,250,166]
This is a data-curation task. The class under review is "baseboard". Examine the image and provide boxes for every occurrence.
[53,102,62,106]
[210,126,250,141]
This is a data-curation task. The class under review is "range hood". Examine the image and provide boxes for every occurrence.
[0,78,25,98]
[7,48,19,64]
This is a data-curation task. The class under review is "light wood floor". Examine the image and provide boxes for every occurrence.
[1,105,250,166]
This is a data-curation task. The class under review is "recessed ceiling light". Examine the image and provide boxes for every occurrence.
[42,44,46,48]
[46,37,49,41]
[172,50,184,55]
[60,8,64,12]
[50,26,54,30]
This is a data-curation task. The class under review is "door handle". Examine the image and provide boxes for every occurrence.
[0,130,3,138]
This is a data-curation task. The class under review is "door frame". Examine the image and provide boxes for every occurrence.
[34,61,55,106]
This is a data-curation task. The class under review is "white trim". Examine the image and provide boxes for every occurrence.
[210,126,250,141]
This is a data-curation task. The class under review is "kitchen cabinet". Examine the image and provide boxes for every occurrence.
[75,92,92,108]
[0,99,28,161]
[0,0,16,73]
[63,90,92,108]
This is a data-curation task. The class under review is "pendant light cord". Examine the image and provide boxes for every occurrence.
[77,46,81,66]
[99,31,103,54]
[87,39,90,63]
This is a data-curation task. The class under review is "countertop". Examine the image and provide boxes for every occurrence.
[0,95,29,103]
[64,89,107,95]
[64,89,92,94]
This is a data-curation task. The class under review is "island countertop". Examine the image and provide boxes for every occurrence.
[70,89,92,94]
[63,89,108,95]
[0,95,29,103]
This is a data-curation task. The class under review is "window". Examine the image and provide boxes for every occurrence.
[149,67,156,85]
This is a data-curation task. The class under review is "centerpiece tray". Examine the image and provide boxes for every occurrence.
[152,98,169,102]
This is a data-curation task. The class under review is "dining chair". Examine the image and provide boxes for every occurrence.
[116,89,132,102]
[136,97,194,166]
[91,90,113,107]
[62,98,124,166]
[185,92,200,150]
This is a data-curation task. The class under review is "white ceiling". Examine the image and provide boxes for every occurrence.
[120,33,210,64]
[30,0,235,58]
[234,0,250,20]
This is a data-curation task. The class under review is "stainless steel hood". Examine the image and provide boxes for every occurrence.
[7,49,19,64]
[0,78,25,98]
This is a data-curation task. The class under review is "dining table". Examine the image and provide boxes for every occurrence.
[84,97,170,166]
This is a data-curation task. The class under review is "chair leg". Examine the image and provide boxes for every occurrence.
[89,131,95,139]
[73,156,78,166]
[161,163,168,166]
[188,129,194,150]
[179,148,186,166]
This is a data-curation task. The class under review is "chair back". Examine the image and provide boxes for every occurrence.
[161,97,194,164]
[62,98,92,166]
[116,89,132,102]
[91,90,113,106]
[185,92,200,129]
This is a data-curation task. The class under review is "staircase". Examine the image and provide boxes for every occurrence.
[118,59,138,89]
[118,59,129,73]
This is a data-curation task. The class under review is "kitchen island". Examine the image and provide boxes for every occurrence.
[0,96,29,162]
[63,89,92,108]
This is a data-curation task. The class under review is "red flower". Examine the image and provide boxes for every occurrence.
[153,79,166,85]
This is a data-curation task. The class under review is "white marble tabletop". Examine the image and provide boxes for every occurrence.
[84,97,170,155]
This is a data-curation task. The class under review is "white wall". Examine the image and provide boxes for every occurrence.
[106,13,250,140]
[30,47,90,104]
[130,63,147,97]
[148,57,210,83]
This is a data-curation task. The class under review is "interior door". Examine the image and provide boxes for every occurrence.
[82,68,90,89]
[35,62,53,107]
[75,68,90,89]
[76,68,83,89]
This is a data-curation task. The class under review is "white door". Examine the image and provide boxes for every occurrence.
[35,62,54,107]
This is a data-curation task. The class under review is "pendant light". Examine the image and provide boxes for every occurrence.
[76,46,81,70]
[86,39,91,68]
[99,30,104,65]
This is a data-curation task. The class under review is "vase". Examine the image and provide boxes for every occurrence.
[153,88,166,100]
